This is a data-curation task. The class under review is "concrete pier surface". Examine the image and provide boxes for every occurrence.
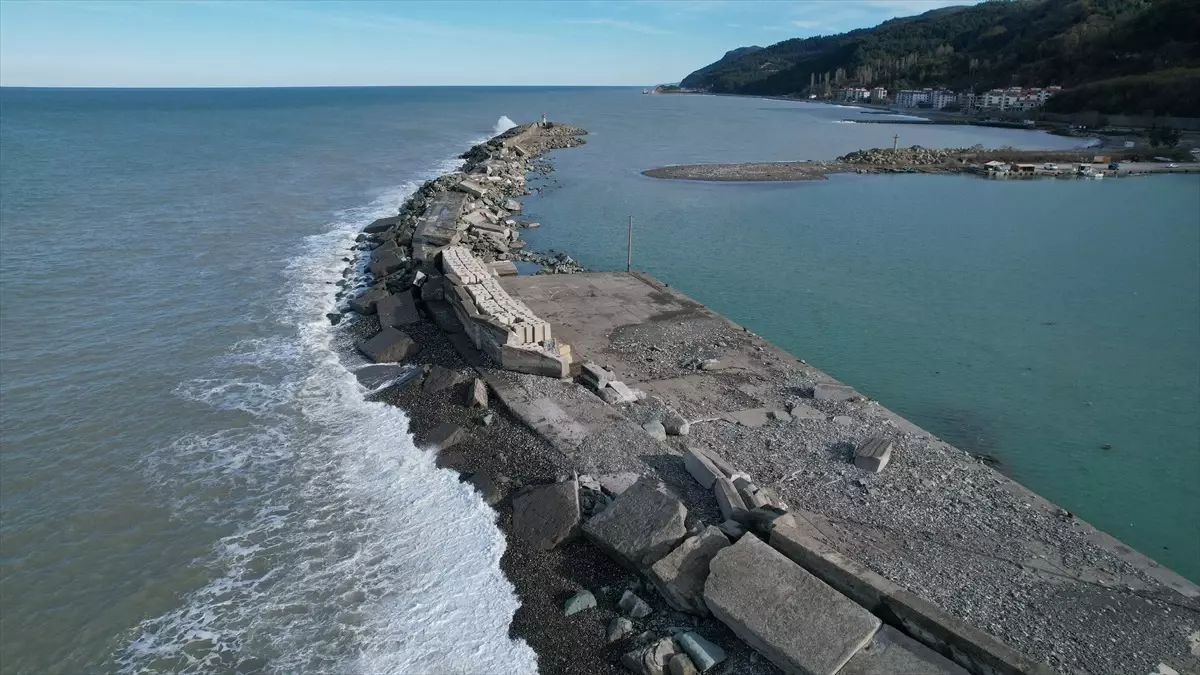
[482,270,1200,675]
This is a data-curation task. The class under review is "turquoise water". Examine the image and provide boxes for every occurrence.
[1,86,1195,673]
[526,148,1200,583]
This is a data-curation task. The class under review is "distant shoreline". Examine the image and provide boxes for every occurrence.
[643,147,1199,182]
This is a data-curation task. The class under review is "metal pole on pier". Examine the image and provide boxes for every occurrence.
[626,215,633,273]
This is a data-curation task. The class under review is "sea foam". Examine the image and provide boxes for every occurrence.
[120,149,536,674]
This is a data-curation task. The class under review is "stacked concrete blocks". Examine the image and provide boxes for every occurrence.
[438,245,569,378]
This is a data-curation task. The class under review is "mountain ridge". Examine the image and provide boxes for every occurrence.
[678,0,1200,116]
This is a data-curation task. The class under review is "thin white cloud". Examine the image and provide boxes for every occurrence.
[791,20,824,29]
[859,0,975,12]
[561,18,672,35]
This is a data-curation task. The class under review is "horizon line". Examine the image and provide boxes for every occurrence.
[0,84,653,90]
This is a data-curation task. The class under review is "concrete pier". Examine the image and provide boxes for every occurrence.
[479,270,1199,675]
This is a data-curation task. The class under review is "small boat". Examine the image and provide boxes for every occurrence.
[642,89,650,95]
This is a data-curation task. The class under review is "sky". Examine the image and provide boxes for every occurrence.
[0,0,982,87]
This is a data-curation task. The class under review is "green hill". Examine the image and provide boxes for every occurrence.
[678,0,1200,116]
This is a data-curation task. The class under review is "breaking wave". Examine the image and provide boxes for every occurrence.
[494,115,518,134]
[120,150,536,674]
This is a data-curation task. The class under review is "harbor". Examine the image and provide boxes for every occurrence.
[338,120,1200,675]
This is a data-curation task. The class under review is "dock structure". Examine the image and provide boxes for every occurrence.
[439,245,567,378]
[463,270,1199,675]
[346,119,1200,675]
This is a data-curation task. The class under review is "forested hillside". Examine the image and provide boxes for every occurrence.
[679,0,1200,115]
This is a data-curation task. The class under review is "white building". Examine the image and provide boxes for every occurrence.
[929,89,957,110]
[871,87,888,103]
[979,86,1061,111]
[895,89,930,107]
[838,87,870,102]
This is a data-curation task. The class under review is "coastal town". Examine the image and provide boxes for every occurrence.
[832,84,1063,113]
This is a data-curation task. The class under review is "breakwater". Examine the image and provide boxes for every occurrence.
[334,121,1200,675]
[643,146,1199,181]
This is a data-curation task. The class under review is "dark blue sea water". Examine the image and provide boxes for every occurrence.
[1,87,1196,673]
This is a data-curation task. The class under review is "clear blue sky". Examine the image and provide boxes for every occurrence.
[0,0,981,87]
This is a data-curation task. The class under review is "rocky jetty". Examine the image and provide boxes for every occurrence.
[323,121,1198,675]
[836,145,971,165]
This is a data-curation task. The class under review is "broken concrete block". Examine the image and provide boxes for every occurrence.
[683,448,721,489]
[648,526,730,615]
[423,364,463,394]
[814,383,857,401]
[607,380,638,403]
[725,408,771,428]
[487,260,519,277]
[513,478,580,550]
[838,625,969,675]
[788,402,825,420]
[467,377,488,408]
[424,422,466,452]
[677,632,727,672]
[455,180,487,199]
[500,344,569,378]
[356,327,421,363]
[377,290,421,328]
[598,472,640,496]
[363,215,398,233]
[619,589,653,619]
[668,654,699,675]
[713,475,749,524]
[693,447,749,483]
[503,198,522,212]
[643,420,668,441]
[622,637,680,675]
[348,285,390,315]
[582,478,688,570]
[468,473,501,506]
[833,415,853,426]
[768,409,792,423]
[368,247,407,279]
[581,361,614,388]
[663,409,690,436]
[704,535,881,675]
[608,616,635,643]
[717,519,746,541]
[855,437,893,473]
[563,589,596,616]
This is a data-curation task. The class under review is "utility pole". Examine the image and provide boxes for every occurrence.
[626,215,633,273]
[893,133,900,152]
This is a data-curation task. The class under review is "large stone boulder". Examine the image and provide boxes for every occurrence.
[348,285,390,315]
[704,535,881,675]
[356,328,421,363]
[368,245,406,278]
[582,478,687,570]
[513,478,581,550]
[683,448,721,489]
[676,632,726,672]
[423,364,463,394]
[648,526,729,615]
[363,215,398,233]
[622,637,680,675]
[376,290,421,328]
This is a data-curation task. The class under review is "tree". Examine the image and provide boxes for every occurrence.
[1148,125,1182,147]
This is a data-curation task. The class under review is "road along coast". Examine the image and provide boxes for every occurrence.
[643,146,1200,182]
[330,121,1200,675]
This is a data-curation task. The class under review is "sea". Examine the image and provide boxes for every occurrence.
[1,87,1196,674]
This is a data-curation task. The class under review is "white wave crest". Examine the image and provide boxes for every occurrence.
[119,150,536,674]
[493,116,517,134]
